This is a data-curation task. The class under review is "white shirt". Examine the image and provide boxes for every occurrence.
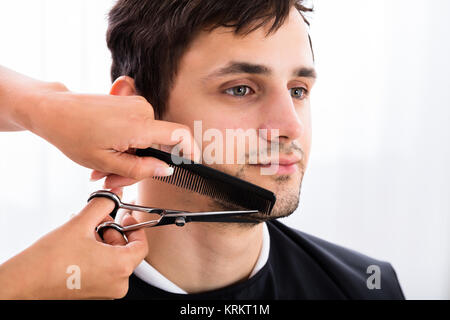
[133,222,271,294]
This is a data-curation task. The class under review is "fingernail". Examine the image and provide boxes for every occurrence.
[154,166,174,177]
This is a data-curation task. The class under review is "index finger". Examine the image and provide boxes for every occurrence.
[135,120,201,162]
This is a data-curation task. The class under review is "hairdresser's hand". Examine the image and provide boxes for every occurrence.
[0,194,148,299]
[32,89,199,185]
[1,66,200,187]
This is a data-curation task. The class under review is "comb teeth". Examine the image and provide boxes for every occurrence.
[137,147,276,215]
[153,164,274,215]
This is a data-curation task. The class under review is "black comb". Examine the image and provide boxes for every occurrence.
[136,147,276,215]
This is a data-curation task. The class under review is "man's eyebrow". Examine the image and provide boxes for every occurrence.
[203,61,317,80]
[205,62,271,79]
[293,67,317,79]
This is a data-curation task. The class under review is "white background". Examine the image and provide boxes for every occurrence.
[0,0,449,299]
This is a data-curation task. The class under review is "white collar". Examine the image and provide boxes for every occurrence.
[133,222,271,294]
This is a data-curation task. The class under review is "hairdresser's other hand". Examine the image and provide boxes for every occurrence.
[0,193,147,299]
[34,88,199,183]
[3,69,200,185]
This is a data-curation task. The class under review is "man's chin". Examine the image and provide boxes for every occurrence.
[247,166,303,217]
[224,185,301,223]
[267,190,300,219]
[225,193,300,227]
[207,163,303,222]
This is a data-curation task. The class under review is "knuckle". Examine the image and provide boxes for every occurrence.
[112,281,129,299]
[91,151,108,169]
[136,96,154,117]
[135,95,147,104]
[48,81,68,92]
[146,104,155,119]
[116,260,134,277]
[127,242,147,260]
[126,156,144,180]
[142,116,155,134]
[179,124,191,133]
[173,125,192,143]
[133,241,148,258]
[141,242,149,257]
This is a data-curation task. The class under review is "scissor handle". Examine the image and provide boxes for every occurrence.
[96,221,129,243]
[88,190,129,243]
[87,190,121,219]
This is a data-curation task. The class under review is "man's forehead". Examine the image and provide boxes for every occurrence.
[180,10,313,76]
[194,8,309,47]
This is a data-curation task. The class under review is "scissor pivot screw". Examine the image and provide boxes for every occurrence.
[175,217,186,227]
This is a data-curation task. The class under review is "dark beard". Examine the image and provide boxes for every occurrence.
[207,166,303,228]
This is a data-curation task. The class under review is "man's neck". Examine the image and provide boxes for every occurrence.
[136,179,264,294]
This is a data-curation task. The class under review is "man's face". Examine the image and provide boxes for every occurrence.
[163,8,315,220]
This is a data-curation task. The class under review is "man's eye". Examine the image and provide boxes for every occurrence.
[290,87,308,100]
[225,85,253,97]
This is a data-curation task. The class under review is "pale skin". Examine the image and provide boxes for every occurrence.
[109,8,315,293]
[0,66,201,298]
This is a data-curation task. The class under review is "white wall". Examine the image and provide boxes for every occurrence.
[0,0,449,299]
[284,0,450,299]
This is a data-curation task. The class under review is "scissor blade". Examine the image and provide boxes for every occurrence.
[152,210,260,227]
[163,210,259,217]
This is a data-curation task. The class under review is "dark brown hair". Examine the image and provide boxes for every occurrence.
[107,0,312,119]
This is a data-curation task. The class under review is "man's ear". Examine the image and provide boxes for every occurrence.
[110,76,137,96]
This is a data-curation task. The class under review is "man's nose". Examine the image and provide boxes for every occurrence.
[259,89,304,143]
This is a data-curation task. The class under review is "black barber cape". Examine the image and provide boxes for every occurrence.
[123,220,405,299]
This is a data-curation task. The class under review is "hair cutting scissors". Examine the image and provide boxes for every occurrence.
[88,190,258,243]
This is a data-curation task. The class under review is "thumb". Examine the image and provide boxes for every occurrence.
[75,196,117,229]
[122,215,149,265]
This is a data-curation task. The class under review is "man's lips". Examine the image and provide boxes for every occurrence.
[257,154,302,165]
[251,155,302,175]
